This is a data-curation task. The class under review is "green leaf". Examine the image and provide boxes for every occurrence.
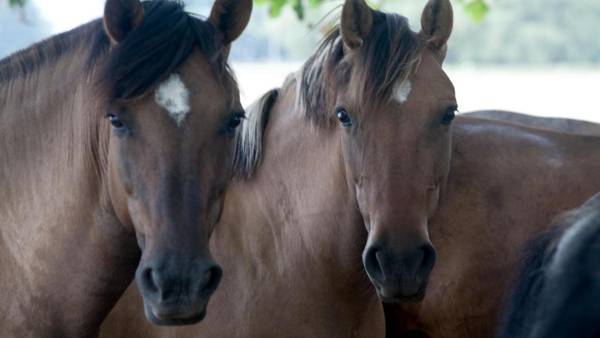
[308,0,322,8]
[463,0,489,24]
[254,0,490,23]
[9,0,27,8]
[255,0,322,20]
[292,0,304,20]
[264,0,285,17]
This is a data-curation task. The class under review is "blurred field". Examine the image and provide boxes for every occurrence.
[234,62,600,123]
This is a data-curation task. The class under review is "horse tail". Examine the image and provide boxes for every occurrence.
[233,88,279,178]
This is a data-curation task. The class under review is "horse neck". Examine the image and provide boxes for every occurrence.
[0,34,137,336]
[216,80,375,297]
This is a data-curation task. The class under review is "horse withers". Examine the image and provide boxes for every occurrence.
[497,193,600,338]
[0,0,251,335]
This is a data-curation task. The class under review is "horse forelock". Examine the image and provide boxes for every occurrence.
[98,1,236,104]
[299,10,422,127]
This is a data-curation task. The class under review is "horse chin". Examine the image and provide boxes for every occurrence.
[143,302,207,326]
[375,283,428,304]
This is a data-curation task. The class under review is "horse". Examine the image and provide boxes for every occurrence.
[101,0,600,337]
[497,193,600,338]
[99,93,387,337]
[465,110,600,136]
[0,0,252,336]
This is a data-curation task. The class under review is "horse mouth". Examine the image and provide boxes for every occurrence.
[144,303,207,326]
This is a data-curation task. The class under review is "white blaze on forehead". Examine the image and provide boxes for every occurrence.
[155,74,190,126]
[393,80,412,104]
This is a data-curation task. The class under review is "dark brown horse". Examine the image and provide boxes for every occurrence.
[101,0,600,337]
[497,193,600,338]
[466,110,600,136]
[0,0,251,336]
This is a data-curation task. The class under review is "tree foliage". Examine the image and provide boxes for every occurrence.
[456,0,489,23]
[7,0,490,22]
[255,0,490,23]
[7,0,490,23]
[8,0,26,8]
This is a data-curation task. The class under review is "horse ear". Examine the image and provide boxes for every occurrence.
[341,0,374,50]
[103,0,144,44]
[209,0,253,46]
[420,0,453,62]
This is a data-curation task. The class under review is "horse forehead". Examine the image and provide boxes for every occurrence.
[390,75,455,115]
[412,52,455,101]
[155,74,191,127]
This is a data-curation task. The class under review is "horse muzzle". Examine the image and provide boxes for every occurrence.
[363,241,436,303]
[136,255,223,325]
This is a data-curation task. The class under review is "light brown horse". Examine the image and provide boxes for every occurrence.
[0,0,252,336]
[465,110,600,136]
[101,0,600,337]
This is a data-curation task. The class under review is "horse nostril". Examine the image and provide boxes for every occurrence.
[364,246,385,282]
[200,265,223,296]
[140,266,160,295]
[418,244,436,274]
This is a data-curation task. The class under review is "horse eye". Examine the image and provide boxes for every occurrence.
[107,114,125,129]
[336,108,353,127]
[224,113,245,135]
[228,116,243,129]
[441,108,456,125]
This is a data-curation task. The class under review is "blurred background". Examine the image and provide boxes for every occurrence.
[1,0,599,121]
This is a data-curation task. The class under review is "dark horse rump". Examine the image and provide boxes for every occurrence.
[497,193,600,338]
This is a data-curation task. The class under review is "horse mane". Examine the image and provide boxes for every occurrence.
[0,1,234,103]
[233,88,279,178]
[497,195,600,338]
[299,10,421,127]
[0,21,107,83]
